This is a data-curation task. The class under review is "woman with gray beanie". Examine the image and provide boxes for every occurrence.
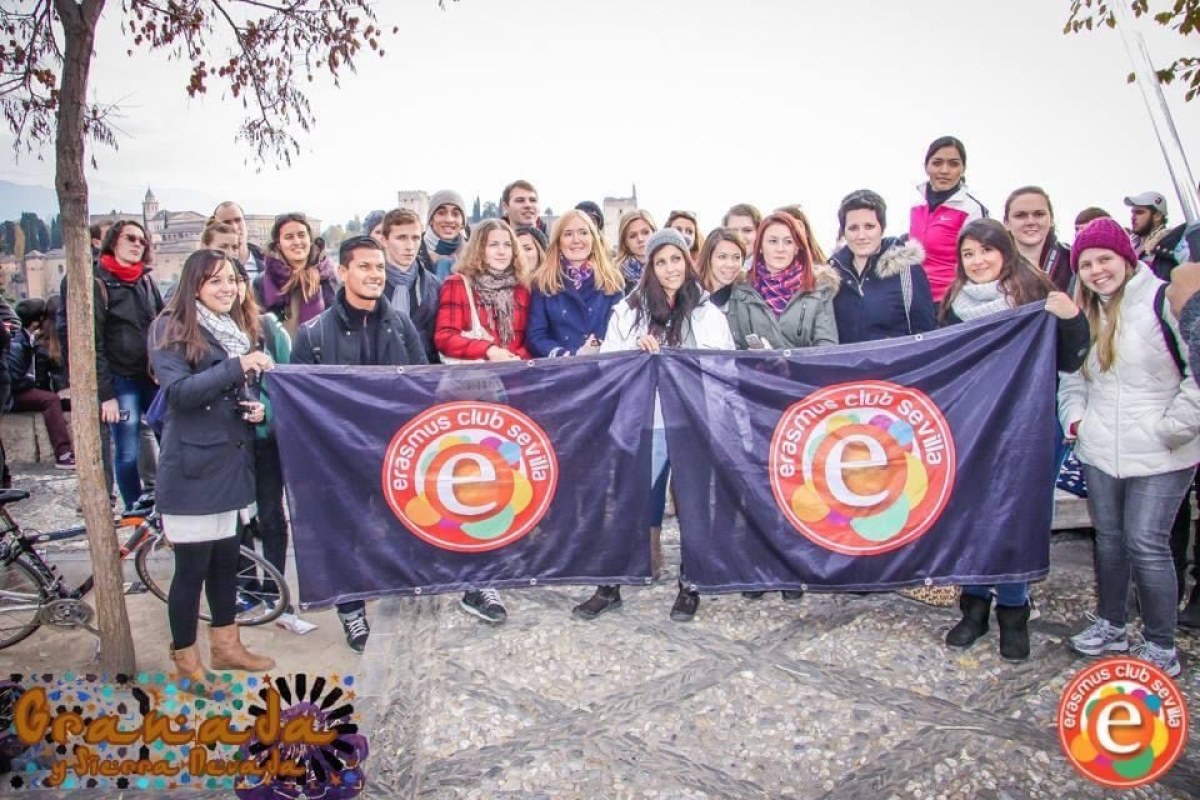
[573,227,733,624]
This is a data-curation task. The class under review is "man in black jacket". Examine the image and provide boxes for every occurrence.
[291,235,427,652]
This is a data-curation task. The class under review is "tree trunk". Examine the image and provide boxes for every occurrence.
[54,0,135,675]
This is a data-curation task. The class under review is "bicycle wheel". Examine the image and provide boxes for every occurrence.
[0,556,48,649]
[135,535,290,627]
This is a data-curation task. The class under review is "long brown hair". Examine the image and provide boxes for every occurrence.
[697,227,747,292]
[153,250,256,365]
[454,219,530,284]
[1076,255,1136,376]
[939,219,1055,323]
[43,294,64,364]
[268,212,325,302]
[535,209,623,295]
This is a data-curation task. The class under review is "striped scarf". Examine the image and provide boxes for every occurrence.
[752,259,805,317]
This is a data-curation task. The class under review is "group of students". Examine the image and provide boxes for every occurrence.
[35,134,1200,681]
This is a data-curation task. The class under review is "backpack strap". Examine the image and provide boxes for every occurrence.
[900,263,913,334]
[1154,283,1186,376]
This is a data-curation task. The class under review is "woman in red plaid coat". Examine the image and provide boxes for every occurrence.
[434,218,533,362]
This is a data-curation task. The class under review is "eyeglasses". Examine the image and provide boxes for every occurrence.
[122,233,147,247]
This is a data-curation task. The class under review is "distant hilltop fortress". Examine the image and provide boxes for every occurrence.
[1,189,320,301]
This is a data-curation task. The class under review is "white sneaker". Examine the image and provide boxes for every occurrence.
[276,612,318,635]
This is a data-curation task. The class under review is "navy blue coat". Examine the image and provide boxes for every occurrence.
[526,276,624,357]
[149,318,256,516]
[829,237,937,344]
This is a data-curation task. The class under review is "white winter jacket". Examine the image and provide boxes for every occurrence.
[600,294,734,428]
[1058,265,1200,478]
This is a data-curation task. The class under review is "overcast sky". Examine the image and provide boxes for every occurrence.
[2,0,1198,245]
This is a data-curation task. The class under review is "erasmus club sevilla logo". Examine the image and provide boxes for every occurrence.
[382,402,558,552]
[768,381,955,555]
[1057,657,1188,789]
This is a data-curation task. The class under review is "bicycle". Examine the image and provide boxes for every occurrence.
[0,488,289,650]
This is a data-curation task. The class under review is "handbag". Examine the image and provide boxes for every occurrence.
[438,278,495,365]
[145,388,168,437]
[1056,438,1087,498]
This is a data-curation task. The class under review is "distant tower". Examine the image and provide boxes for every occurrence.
[397,190,430,223]
[142,187,160,230]
[602,185,638,241]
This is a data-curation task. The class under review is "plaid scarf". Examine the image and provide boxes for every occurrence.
[473,269,519,347]
[195,302,252,357]
[752,259,805,317]
[561,256,594,290]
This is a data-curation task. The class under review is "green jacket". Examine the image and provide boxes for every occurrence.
[722,281,786,350]
[257,312,292,440]
[776,263,840,348]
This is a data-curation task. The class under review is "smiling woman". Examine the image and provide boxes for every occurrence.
[1004,186,1073,293]
[149,249,277,680]
[255,213,338,339]
[909,136,988,302]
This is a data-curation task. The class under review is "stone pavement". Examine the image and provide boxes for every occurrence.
[355,530,1200,799]
[2,464,1199,798]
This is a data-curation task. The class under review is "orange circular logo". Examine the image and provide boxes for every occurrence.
[767,381,955,555]
[381,402,558,552]
[1058,657,1189,788]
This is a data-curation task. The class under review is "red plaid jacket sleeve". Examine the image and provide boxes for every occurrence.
[434,276,533,360]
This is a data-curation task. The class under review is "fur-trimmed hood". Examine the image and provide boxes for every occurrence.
[811,260,841,296]
[831,236,925,281]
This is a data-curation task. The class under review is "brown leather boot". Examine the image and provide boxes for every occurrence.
[169,643,208,683]
[209,624,275,672]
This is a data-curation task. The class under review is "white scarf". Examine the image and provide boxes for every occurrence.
[195,302,252,357]
[950,280,1014,321]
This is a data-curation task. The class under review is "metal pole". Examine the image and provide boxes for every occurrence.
[1111,1,1199,223]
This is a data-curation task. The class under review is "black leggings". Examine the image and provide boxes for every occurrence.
[169,536,241,648]
[239,438,290,605]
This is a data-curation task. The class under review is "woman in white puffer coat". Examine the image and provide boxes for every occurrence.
[1058,218,1200,678]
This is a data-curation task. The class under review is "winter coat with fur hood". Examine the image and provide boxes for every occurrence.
[829,236,937,344]
[774,262,841,348]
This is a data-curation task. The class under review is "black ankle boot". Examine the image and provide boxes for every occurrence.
[945,592,991,648]
[1179,584,1200,629]
[995,603,1031,661]
[573,585,622,621]
[670,582,700,622]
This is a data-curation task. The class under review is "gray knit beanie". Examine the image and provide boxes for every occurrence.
[644,228,689,263]
[428,190,467,224]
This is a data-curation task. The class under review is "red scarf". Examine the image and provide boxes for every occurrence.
[100,253,144,283]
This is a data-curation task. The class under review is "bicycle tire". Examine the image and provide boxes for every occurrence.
[134,536,290,627]
[0,556,48,649]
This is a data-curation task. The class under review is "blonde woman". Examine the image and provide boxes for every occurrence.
[527,210,625,357]
[614,210,657,293]
[1060,218,1200,678]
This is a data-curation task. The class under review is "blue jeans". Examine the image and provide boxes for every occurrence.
[650,427,670,528]
[1083,464,1195,648]
[110,374,159,509]
[963,582,1028,607]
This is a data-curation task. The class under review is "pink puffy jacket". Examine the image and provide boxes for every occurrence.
[908,184,988,302]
